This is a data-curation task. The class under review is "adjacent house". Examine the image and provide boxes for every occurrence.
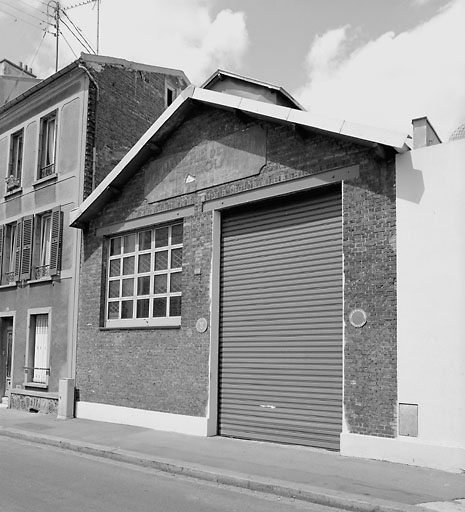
[70,74,421,463]
[0,59,41,106]
[0,53,189,413]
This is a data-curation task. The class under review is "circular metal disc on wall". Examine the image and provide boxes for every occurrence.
[349,309,367,328]
[196,317,208,333]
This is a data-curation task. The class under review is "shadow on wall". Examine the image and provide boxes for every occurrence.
[397,152,425,204]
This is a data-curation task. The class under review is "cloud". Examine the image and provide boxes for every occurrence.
[295,0,465,140]
[0,0,249,85]
[75,0,249,84]
[305,25,349,74]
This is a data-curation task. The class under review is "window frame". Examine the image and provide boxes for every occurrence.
[25,307,51,388]
[165,86,177,107]
[0,208,63,285]
[0,223,19,286]
[38,110,58,179]
[105,222,183,328]
[7,129,24,191]
[33,212,52,280]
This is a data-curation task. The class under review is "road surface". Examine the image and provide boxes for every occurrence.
[0,436,337,512]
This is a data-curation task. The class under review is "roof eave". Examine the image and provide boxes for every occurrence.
[70,86,410,229]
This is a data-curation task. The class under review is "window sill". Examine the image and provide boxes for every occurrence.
[33,173,58,188]
[28,277,53,285]
[0,282,17,289]
[100,325,182,331]
[102,317,181,330]
[4,187,22,199]
[24,382,48,390]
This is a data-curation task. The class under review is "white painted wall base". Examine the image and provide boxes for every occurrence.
[341,432,465,473]
[75,401,209,436]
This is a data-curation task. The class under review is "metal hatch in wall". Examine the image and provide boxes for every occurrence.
[218,186,343,450]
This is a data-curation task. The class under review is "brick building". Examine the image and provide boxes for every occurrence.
[70,73,411,454]
[0,54,189,413]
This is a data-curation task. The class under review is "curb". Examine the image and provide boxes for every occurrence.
[0,426,430,512]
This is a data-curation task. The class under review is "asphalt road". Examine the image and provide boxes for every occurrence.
[0,437,337,512]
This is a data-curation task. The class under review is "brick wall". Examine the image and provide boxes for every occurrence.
[77,105,397,431]
[343,157,397,438]
[82,61,188,198]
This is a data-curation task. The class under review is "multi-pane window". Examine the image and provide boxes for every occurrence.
[7,129,23,191]
[107,223,183,327]
[38,111,57,179]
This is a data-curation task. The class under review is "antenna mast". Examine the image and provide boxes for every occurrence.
[96,0,100,54]
[47,1,61,72]
[55,1,60,71]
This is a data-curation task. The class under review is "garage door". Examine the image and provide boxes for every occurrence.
[218,186,343,450]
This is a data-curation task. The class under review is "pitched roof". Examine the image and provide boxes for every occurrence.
[201,69,304,110]
[70,84,411,228]
[0,53,189,116]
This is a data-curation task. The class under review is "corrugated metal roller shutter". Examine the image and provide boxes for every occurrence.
[218,186,343,450]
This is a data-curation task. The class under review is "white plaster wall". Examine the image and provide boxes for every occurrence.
[396,139,465,450]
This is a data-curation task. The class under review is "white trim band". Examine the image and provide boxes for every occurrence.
[341,432,465,473]
[75,401,208,436]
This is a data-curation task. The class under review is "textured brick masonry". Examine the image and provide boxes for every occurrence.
[76,105,397,437]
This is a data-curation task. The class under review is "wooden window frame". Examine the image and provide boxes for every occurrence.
[0,223,19,286]
[38,110,58,180]
[7,129,24,191]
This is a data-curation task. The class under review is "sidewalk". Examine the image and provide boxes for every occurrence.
[0,407,463,512]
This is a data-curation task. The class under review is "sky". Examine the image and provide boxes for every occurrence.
[0,0,464,140]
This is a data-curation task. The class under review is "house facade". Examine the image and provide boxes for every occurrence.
[70,77,417,459]
[0,54,189,412]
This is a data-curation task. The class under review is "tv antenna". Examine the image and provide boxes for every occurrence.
[48,0,101,72]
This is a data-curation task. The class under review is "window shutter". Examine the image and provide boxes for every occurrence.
[0,225,4,281]
[49,206,63,276]
[14,219,22,281]
[20,215,34,281]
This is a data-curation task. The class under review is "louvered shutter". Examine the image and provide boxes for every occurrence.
[49,207,62,276]
[0,225,4,282]
[219,187,343,450]
[14,219,22,282]
[20,215,34,281]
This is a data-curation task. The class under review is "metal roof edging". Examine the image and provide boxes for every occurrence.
[70,85,410,228]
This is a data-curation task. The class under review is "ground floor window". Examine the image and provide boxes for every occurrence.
[26,312,50,386]
[106,222,183,327]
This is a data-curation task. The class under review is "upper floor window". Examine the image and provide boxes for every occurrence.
[166,86,177,107]
[0,207,62,285]
[0,223,18,286]
[6,129,23,191]
[38,111,57,179]
[106,222,183,327]
[36,213,52,280]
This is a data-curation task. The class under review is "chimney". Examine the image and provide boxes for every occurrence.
[412,117,442,149]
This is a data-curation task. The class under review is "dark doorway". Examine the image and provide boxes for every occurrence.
[0,318,14,400]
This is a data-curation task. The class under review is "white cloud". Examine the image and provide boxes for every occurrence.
[295,0,465,140]
[0,0,249,85]
[305,25,349,74]
[74,0,249,84]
